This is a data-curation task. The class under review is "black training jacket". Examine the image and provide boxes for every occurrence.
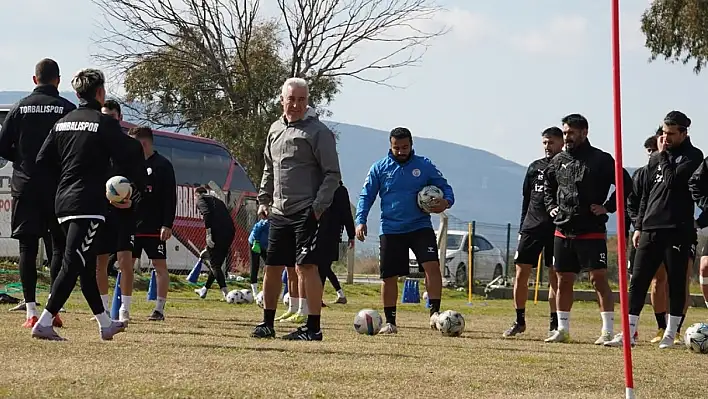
[196,193,235,244]
[105,138,148,206]
[519,157,554,234]
[0,85,75,198]
[135,151,177,233]
[627,166,646,228]
[602,167,633,237]
[689,155,708,228]
[319,184,356,261]
[35,99,147,221]
[637,138,703,231]
[544,140,622,236]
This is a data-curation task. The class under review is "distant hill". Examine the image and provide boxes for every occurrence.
[1,91,642,239]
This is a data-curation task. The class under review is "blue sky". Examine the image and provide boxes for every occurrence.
[1,0,705,168]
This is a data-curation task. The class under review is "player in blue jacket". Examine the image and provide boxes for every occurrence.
[248,219,270,295]
[355,127,454,335]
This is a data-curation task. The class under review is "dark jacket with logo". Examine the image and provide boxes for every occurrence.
[520,157,554,234]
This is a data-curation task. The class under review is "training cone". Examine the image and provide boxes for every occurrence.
[401,278,421,304]
[187,259,202,284]
[147,270,157,301]
[110,272,122,320]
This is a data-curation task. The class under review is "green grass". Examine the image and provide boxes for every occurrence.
[1,276,707,398]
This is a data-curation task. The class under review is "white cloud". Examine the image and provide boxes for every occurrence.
[429,8,496,44]
[510,15,588,55]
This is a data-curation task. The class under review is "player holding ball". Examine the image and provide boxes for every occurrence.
[356,127,454,334]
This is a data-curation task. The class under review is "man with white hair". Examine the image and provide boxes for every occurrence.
[252,77,341,341]
[31,68,144,341]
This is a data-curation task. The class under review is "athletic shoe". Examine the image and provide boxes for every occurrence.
[22,316,38,328]
[194,288,207,299]
[275,311,294,321]
[544,329,570,343]
[673,335,683,345]
[281,326,323,341]
[119,310,131,324]
[250,323,275,339]
[53,314,63,328]
[147,310,165,321]
[658,333,676,349]
[502,322,526,337]
[547,330,556,339]
[603,332,636,348]
[9,300,27,312]
[100,321,127,341]
[594,330,613,345]
[334,296,347,305]
[31,324,66,341]
[379,323,398,335]
[430,312,440,330]
[650,328,665,344]
[284,313,306,324]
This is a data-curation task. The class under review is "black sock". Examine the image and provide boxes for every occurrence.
[264,309,276,327]
[307,314,321,332]
[384,306,396,325]
[430,299,441,315]
[678,314,686,333]
[550,312,558,331]
[655,312,667,330]
[516,308,526,325]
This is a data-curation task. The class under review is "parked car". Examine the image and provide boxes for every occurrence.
[408,230,506,286]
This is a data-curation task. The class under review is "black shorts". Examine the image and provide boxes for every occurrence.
[553,237,608,274]
[132,235,167,260]
[10,196,54,238]
[96,208,135,255]
[379,227,439,279]
[515,231,554,267]
[265,207,325,269]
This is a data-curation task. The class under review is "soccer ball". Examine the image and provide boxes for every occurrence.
[353,309,383,335]
[684,322,708,354]
[239,289,254,304]
[282,292,290,306]
[423,291,429,302]
[225,289,243,304]
[106,175,132,203]
[255,291,264,308]
[436,310,465,337]
[417,185,443,213]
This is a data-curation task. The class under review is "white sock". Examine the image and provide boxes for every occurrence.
[600,311,614,334]
[705,301,708,309]
[120,296,132,313]
[221,287,229,298]
[298,297,309,316]
[628,314,639,339]
[156,297,166,313]
[25,302,37,319]
[288,297,298,313]
[38,309,54,327]
[666,314,682,337]
[251,283,258,294]
[557,311,570,332]
[100,294,110,311]
[95,311,111,329]
[336,289,345,298]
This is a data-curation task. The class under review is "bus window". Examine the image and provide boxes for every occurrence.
[229,161,256,192]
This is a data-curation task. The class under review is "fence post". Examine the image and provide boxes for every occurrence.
[438,212,449,277]
[346,242,354,284]
[469,221,476,296]
[505,223,511,280]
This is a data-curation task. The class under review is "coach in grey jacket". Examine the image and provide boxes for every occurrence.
[251,77,341,341]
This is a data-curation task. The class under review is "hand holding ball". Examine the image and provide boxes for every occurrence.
[106,176,133,208]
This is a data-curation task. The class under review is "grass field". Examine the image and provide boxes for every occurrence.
[1,280,707,399]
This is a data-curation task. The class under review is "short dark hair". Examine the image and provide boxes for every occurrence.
[195,186,208,195]
[390,127,412,142]
[542,127,563,138]
[643,135,658,151]
[103,99,121,116]
[663,110,691,133]
[655,126,663,136]
[128,126,153,141]
[35,58,60,84]
[561,114,589,130]
[71,68,105,100]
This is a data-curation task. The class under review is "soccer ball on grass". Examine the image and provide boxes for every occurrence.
[436,310,465,337]
[684,322,708,354]
[353,309,383,335]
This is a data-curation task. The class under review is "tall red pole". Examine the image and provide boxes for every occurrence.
[610,1,635,398]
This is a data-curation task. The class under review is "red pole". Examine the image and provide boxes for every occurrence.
[610,1,635,398]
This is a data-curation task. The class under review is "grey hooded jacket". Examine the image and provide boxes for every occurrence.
[258,108,341,217]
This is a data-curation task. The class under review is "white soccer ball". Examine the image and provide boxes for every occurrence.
[225,289,242,304]
[106,175,132,203]
[255,291,264,308]
[684,322,708,354]
[282,292,290,306]
[353,309,383,335]
[239,289,254,304]
[423,291,429,301]
[436,310,465,337]
[417,185,443,213]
